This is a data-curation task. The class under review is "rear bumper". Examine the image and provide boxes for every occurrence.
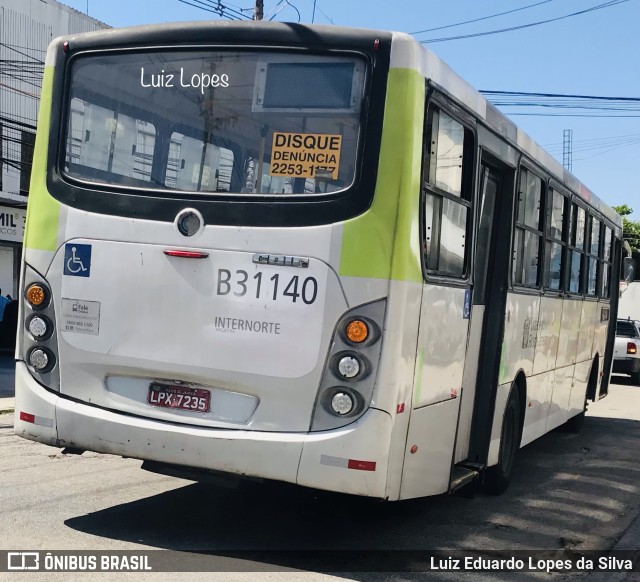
[612,357,640,375]
[14,362,392,498]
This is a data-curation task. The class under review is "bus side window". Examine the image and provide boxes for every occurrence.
[601,226,613,298]
[544,189,567,291]
[586,216,600,296]
[513,167,544,288]
[566,204,586,294]
[422,107,473,278]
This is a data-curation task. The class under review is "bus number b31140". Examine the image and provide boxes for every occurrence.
[216,269,318,304]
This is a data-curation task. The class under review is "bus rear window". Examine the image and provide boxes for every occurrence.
[62,50,366,196]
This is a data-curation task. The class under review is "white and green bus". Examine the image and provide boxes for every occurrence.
[15,21,624,500]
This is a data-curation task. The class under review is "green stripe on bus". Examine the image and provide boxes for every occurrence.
[24,66,61,251]
[339,68,424,282]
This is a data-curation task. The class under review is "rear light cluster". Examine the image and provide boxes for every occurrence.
[311,299,386,431]
[25,283,56,372]
[627,342,637,355]
[22,267,59,389]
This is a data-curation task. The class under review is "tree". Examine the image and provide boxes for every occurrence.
[613,205,640,254]
[613,205,640,279]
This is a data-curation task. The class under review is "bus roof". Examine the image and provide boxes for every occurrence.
[50,20,622,231]
[390,31,622,230]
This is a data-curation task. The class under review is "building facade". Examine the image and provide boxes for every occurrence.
[0,0,107,297]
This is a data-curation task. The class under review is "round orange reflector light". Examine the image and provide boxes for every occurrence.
[346,319,369,344]
[26,284,46,307]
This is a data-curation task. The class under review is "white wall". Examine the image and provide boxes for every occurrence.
[0,247,13,297]
[619,282,640,321]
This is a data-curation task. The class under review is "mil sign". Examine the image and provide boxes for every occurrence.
[0,206,25,244]
[270,132,342,180]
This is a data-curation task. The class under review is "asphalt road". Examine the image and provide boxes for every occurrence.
[1,377,639,581]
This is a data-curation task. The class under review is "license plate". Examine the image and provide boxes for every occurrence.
[147,383,211,413]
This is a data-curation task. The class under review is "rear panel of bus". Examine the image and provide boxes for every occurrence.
[15,23,427,499]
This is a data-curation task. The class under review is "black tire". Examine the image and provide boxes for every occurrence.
[631,369,640,386]
[564,361,597,433]
[563,396,587,433]
[484,385,521,495]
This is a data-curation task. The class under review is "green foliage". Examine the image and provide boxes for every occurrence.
[613,205,640,254]
[614,204,633,217]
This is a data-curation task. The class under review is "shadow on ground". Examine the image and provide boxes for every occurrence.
[63,413,640,578]
[610,374,638,386]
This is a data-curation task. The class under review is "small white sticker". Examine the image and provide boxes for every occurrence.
[61,298,101,335]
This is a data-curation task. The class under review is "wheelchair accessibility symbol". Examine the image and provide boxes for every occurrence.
[63,243,91,277]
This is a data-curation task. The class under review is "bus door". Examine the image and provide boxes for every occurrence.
[451,150,516,488]
[400,99,478,500]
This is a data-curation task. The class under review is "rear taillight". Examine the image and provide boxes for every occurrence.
[627,342,637,355]
[26,283,48,308]
[27,347,55,372]
[311,299,386,431]
[21,265,59,390]
[27,315,53,340]
[345,319,369,344]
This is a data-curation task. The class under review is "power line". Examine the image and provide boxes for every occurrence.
[198,0,252,19]
[0,115,37,131]
[0,42,45,65]
[285,0,301,22]
[267,0,288,20]
[480,89,640,117]
[548,138,640,157]
[177,0,235,17]
[0,70,42,91]
[546,135,640,153]
[410,0,557,35]
[0,43,46,54]
[480,90,640,102]
[542,132,640,149]
[418,0,630,44]
[177,0,252,20]
[508,113,640,117]
[574,140,640,161]
[309,0,334,24]
[0,82,40,98]
[268,0,301,22]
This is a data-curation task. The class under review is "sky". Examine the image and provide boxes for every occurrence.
[60,0,640,216]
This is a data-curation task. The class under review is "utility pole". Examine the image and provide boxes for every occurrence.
[254,0,264,20]
[563,129,573,172]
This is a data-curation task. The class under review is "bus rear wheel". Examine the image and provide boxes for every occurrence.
[563,396,587,433]
[484,385,521,495]
[564,360,597,433]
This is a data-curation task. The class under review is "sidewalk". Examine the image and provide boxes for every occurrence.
[0,351,15,414]
[583,510,640,581]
